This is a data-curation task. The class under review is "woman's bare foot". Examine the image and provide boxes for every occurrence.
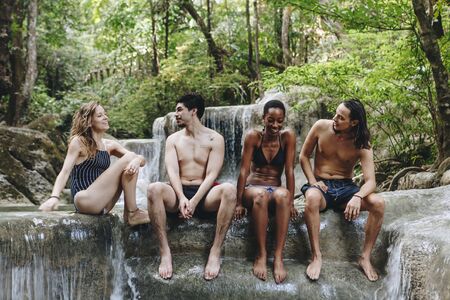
[306,256,322,280]
[126,208,150,226]
[358,256,379,281]
[253,255,267,281]
[273,256,287,284]
[204,248,221,280]
[159,252,173,280]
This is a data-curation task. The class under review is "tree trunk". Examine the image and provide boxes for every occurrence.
[164,0,169,59]
[0,0,13,98]
[412,0,450,163]
[6,1,26,126]
[281,6,292,66]
[22,0,38,103]
[149,0,159,76]
[180,0,224,73]
[206,0,214,78]
[253,0,263,99]
[274,7,283,64]
[206,0,211,34]
[245,0,255,78]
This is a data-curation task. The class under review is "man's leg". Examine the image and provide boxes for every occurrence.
[359,193,385,281]
[243,187,271,281]
[272,188,290,284]
[147,182,178,279]
[303,188,327,280]
[202,183,237,280]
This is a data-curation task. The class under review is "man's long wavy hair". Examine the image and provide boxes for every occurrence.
[69,101,100,158]
[343,99,371,150]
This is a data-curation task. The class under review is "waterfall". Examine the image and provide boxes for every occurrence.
[0,214,118,299]
[115,139,161,207]
[203,105,256,181]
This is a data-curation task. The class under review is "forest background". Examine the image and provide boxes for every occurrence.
[0,0,449,175]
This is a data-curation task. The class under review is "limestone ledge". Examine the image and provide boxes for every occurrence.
[1,186,449,299]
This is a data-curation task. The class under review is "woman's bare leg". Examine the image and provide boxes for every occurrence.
[243,187,270,281]
[272,188,290,284]
[121,168,150,225]
[74,152,137,214]
[122,168,139,211]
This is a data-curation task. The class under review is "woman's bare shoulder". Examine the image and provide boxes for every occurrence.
[281,128,296,137]
[68,136,82,148]
[244,129,262,143]
[103,138,119,148]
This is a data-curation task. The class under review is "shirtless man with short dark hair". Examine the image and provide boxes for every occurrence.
[299,99,385,282]
[147,93,236,281]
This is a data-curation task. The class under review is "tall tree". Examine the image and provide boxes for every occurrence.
[206,0,211,33]
[22,0,38,104]
[149,0,160,76]
[179,0,224,73]
[281,6,292,66]
[0,0,13,99]
[246,0,256,79]
[3,0,38,126]
[164,0,170,59]
[253,0,263,98]
[412,0,450,163]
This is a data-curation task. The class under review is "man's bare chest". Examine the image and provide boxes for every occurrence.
[175,139,212,164]
[317,137,358,164]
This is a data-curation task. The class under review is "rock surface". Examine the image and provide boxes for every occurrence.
[1,186,449,299]
[397,171,436,190]
[440,169,450,186]
[0,126,64,205]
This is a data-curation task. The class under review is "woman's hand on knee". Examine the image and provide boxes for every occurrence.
[124,158,141,175]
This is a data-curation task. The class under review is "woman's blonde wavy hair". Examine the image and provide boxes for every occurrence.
[69,101,101,158]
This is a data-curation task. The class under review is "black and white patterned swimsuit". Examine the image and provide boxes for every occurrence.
[70,147,111,199]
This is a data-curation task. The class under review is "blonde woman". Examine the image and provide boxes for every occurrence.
[39,101,150,226]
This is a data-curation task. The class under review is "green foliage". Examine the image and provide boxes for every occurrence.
[11,0,447,169]
[264,31,438,165]
[103,47,249,137]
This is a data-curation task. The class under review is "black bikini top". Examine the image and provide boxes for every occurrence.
[252,132,285,167]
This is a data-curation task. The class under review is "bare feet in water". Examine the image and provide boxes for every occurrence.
[306,256,322,280]
[358,256,379,281]
[159,252,173,280]
[204,248,221,280]
[253,255,267,281]
[273,256,287,284]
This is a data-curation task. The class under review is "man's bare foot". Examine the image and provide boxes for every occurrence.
[273,256,287,284]
[253,255,267,281]
[306,256,322,280]
[159,253,173,280]
[204,248,221,280]
[358,256,379,281]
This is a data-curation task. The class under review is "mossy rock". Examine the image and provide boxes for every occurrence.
[0,125,65,205]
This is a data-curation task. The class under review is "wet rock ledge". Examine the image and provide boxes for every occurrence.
[1,186,450,299]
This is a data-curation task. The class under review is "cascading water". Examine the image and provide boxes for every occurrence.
[203,105,256,181]
[118,139,160,207]
[0,214,119,299]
